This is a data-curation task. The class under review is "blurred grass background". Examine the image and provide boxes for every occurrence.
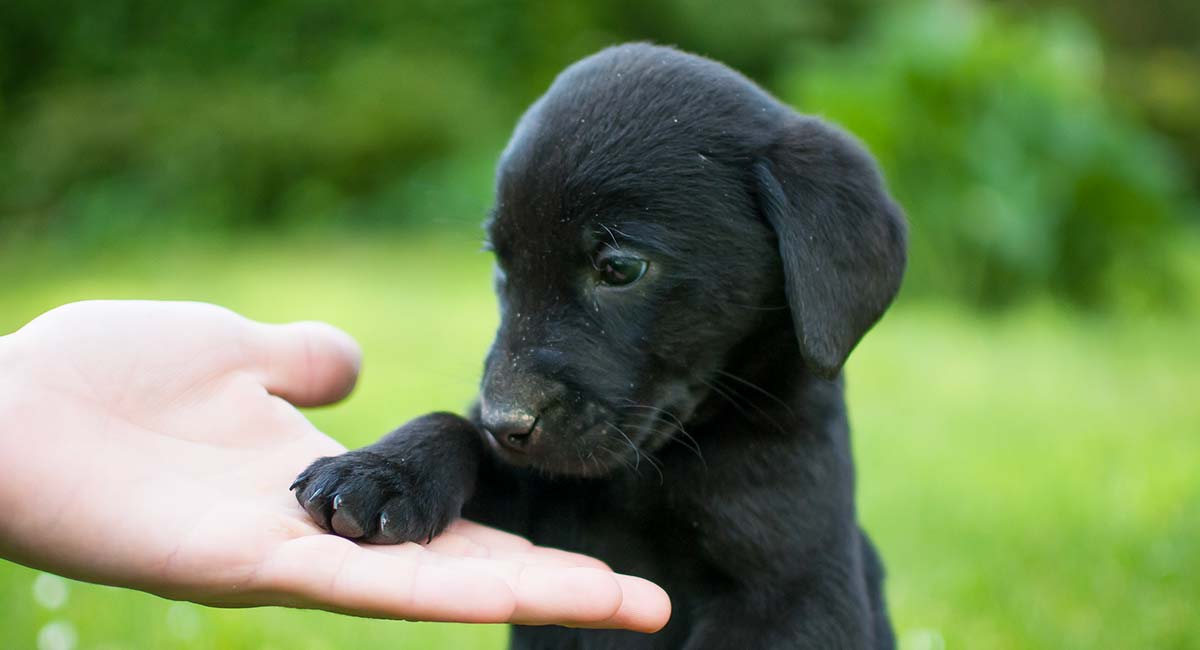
[1,0,1199,648]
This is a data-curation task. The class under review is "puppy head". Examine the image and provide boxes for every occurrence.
[478,44,906,476]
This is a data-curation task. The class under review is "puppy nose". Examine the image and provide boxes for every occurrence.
[481,403,540,453]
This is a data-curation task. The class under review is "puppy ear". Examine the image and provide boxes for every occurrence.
[754,116,907,378]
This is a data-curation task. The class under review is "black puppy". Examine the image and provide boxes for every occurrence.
[292,43,906,649]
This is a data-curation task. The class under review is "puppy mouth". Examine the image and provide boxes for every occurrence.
[482,407,700,478]
[480,419,625,476]
[478,378,710,477]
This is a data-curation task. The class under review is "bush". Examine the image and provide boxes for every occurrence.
[780,0,1198,309]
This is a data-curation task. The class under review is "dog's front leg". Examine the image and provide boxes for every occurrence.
[682,579,876,650]
[290,412,483,543]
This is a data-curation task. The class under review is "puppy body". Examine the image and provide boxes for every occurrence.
[292,44,906,649]
[469,357,890,650]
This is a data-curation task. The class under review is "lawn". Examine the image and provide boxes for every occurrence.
[2,235,1197,649]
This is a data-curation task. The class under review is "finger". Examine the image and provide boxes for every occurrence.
[405,557,629,626]
[256,536,517,622]
[256,535,669,630]
[422,520,610,569]
[405,537,609,570]
[249,321,362,407]
[569,574,672,633]
[410,531,490,557]
[438,519,533,552]
[485,548,610,570]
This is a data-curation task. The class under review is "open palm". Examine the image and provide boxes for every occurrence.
[0,301,668,632]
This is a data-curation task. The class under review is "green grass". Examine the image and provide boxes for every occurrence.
[2,235,1198,649]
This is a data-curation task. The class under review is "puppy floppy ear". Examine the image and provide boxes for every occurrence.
[754,116,907,378]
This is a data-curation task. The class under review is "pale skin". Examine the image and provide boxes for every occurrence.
[0,300,670,631]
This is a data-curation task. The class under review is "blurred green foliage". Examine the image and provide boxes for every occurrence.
[786,3,1197,309]
[1,0,1198,310]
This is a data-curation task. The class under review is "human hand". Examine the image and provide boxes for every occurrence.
[0,301,669,631]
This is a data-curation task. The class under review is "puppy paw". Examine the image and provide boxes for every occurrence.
[290,450,455,544]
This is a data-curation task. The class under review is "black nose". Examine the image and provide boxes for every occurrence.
[481,403,540,453]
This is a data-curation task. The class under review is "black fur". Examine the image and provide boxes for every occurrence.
[291,43,907,649]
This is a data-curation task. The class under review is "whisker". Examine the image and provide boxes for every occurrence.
[622,418,706,469]
[620,402,687,431]
[608,225,635,240]
[619,405,700,465]
[617,403,706,469]
[705,377,791,437]
[605,421,642,471]
[641,447,665,485]
[700,377,753,420]
[607,419,664,484]
[598,442,638,475]
[587,448,603,475]
[715,369,796,417]
[598,224,622,251]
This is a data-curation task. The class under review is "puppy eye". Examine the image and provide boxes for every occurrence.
[597,256,648,287]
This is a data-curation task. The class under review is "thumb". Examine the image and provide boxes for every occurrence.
[249,321,363,407]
